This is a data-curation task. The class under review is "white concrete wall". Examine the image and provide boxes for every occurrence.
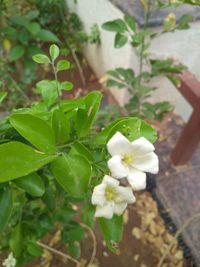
[68,0,200,121]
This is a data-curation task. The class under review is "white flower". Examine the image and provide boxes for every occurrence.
[107,132,159,191]
[3,253,16,267]
[91,175,135,219]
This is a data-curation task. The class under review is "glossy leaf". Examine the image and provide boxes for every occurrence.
[51,154,91,198]
[9,45,25,61]
[99,215,123,254]
[52,109,70,144]
[57,60,70,71]
[93,117,157,145]
[102,19,127,32]
[0,92,7,104]
[124,15,136,32]
[49,44,60,61]
[75,91,102,137]
[14,173,45,197]
[70,141,94,161]
[37,29,60,43]
[32,54,50,64]
[60,81,73,91]
[10,113,56,153]
[0,142,57,182]
[0,187,12,232]
[114,33,128,48]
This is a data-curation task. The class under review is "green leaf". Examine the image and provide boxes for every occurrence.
[177,14,193,30]
[57,60,70,71]
[0,187,12,232]
[51,154,91,198]
[10,113,56,153]
[9,45,25,61]
[81,204,95,228]
[114,33,128,48]
[49,44,60,61]
[14,173,45,197]
[36,80,58,107]
[0,92,7,104]
[26,22,41,35]
[93,117,157,145]
[0,142,57,183]
[124,15,136,32]
[32,54,50,64]
[99,215,123,254]
[102,19,127,32]
[70,141,94,162]
[27,241,43,257]
[60,81,73,91]
[9,224,23,256]
[24,10,39,20]
[75,91,102,137]
[52,109,70,144]
[37,29,60,43]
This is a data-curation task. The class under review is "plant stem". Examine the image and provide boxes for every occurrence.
[52,61,62,110]
[80,223,97,266]
[137,0,151,113]
[37,241,80,264]
[157,212,200,267]
[71,48,86,87]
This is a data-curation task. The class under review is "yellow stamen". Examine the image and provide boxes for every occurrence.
[105,185,117,201]
[122,154,134,165]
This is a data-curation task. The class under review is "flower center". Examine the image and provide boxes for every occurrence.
[105,185,117,201]
[122,154,134,165]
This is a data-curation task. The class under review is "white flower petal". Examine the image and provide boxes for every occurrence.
[127,168,146,190]
[91,183,106,206]
[114,202,127,216]
[116,186,136,203]
[131,137,155,155]
[102,175,120,187]
[107,132,133,156]
[108,155,129,179]
[133,152,159,174]
[95,202,114,219]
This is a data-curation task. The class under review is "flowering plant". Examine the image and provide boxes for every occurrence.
[0,44,158,265]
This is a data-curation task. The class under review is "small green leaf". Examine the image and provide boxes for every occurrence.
[124,15,136,32]
[0,187,12,232]
[37,29,60,43]
[57,60,70,71]
[102,19,127,32]
[14,172,45,197]
[99,215,123,254]
[24,10,39,20]
[70,142,94,162]
[0,142,57,183]
[10,113,56,153]
[32,54,50,64]
[49,44,60,61]
[26,22,41,35]
[9,224,23,256]
[0,92,7,104]
[60,81,73,91]
[114,33,128,48]
[27,241,43,257]
[9,45,25,61]
[51,154,91,198]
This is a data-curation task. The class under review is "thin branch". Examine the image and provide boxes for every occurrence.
[71,48,86,87]
[37,241,80,265]
[157,212,200,267]
[80,223,97,266]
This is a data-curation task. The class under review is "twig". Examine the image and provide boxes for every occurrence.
[71,48,86,87]
[37,241,80,265]
[80,223,97,266]
[157,212,200,267]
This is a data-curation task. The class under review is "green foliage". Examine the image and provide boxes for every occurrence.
[0,43,158,266]
[102,3,189,121]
